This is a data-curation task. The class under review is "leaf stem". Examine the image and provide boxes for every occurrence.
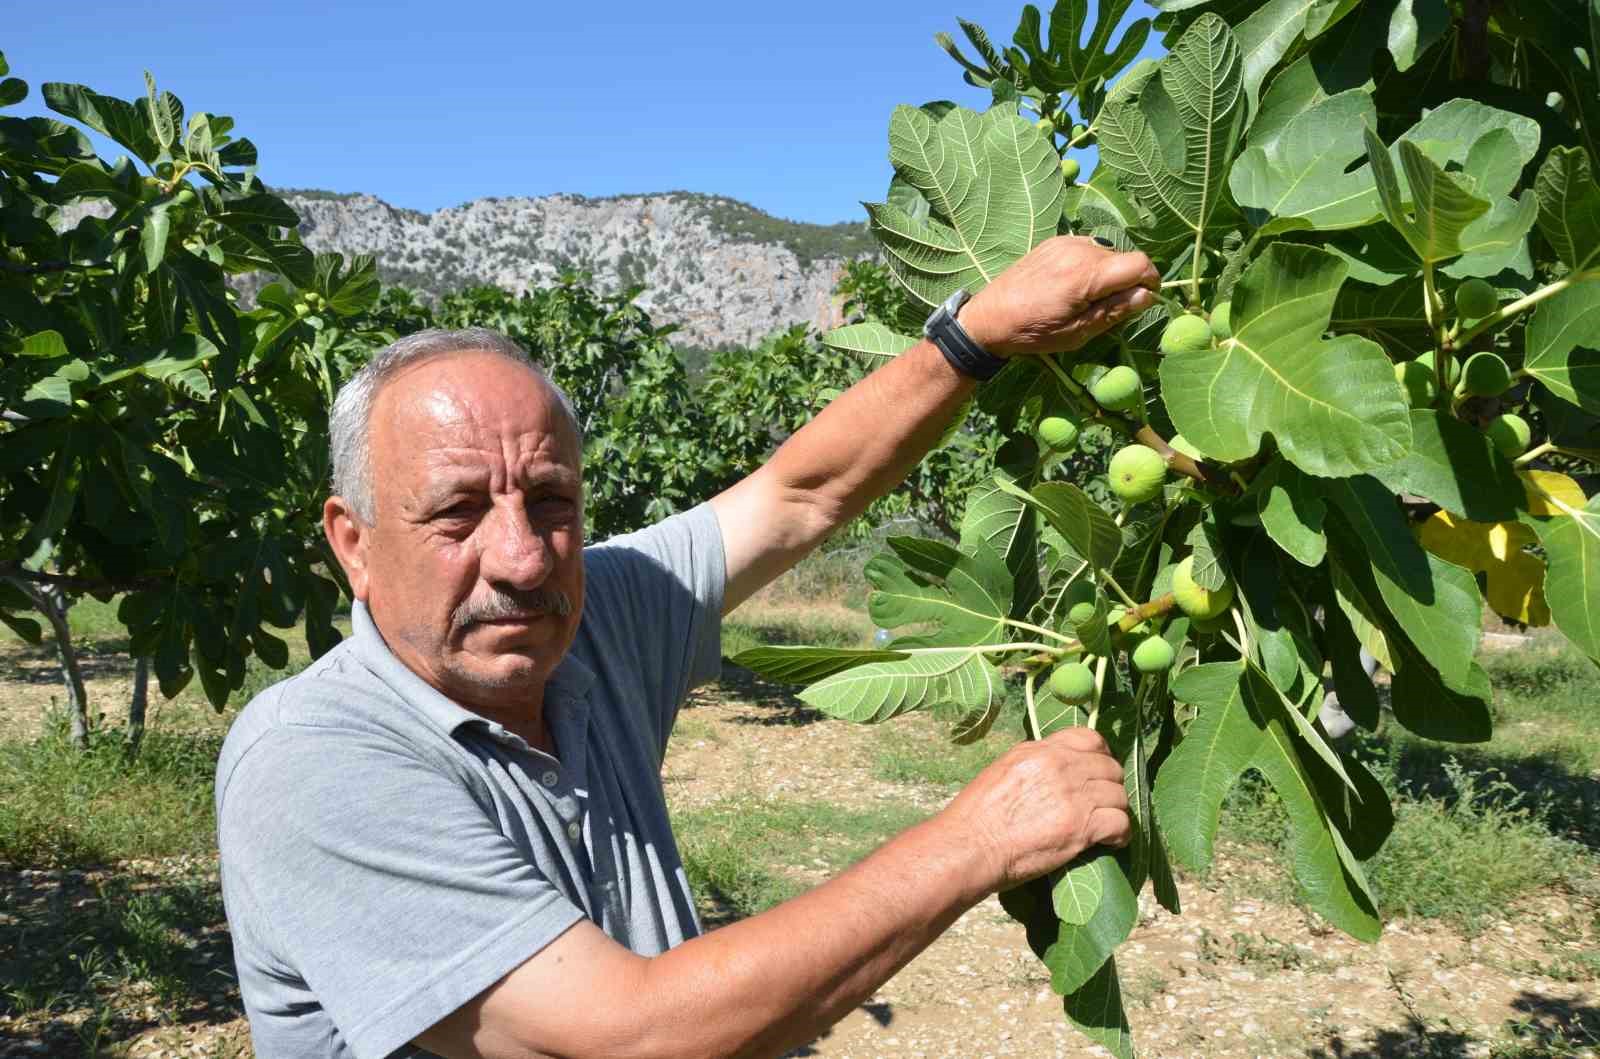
[1088,655,1109,730]
[1004,617,1078,646]
[1025,670,1041,740]
[1514,440,1557,466]
[1230,606,1251,661]
[1455,272,1594,348]
[1103,572,1140,610]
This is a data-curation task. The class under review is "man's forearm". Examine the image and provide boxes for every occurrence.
[712,339,975,608]
[633,811,989,1059]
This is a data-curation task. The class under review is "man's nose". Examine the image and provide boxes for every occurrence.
[480,500,553,589]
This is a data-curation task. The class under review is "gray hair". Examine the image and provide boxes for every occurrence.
[329,327,580,523]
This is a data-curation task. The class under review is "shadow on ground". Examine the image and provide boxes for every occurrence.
[1387,740,1600,853]
[0,867,240,1054]
[2,638,136,686]
[1305,993,1600,1057]
[707,661,827,727]
[784,1001,894,1056]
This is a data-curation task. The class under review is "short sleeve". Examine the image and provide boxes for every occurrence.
[218,726,585,1059]
[582,502,726,748]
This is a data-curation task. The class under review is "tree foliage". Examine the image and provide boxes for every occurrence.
[737,2,1600,1054]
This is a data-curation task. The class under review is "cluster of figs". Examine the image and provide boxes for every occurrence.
[1392,278,1530,456]
[1030,306,1241,698]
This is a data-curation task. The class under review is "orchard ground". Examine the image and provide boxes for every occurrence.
[2,557,1598,1058]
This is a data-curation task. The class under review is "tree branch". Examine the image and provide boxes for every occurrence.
[0,564,159,594]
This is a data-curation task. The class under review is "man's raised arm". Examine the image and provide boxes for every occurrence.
[709,235,1158,613]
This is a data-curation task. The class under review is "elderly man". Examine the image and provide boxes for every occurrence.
[216,235,1159,1059]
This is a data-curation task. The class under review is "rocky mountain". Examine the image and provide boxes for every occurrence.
[274,189,878,350]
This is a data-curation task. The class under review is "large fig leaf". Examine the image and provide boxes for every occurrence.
[1528,489,1600,665]
[1153,661,1260,872]
[729,646,910,684]
[1062,955,1134,1059]
[1524,283,1600,414]
[1011,0,1152,101]
[1159,243,1413,476]
[865,537,1013,646]
[1255,458,1328,567]
[995,477,1121,572]
[1230,89,1381,233]
[1535,145,1600,274]
[798,649,1004,724]
[1095,13,1247,259]
[1323,475,1482,684]
[866,104,1063,312]
[961,437,1044,619]
[1370,410,1526,523]
[819,323,919,361]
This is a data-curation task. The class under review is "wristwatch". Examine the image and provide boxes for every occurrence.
[923,289,1008,382]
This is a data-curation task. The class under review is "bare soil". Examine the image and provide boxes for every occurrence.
[2,643,1596,1058]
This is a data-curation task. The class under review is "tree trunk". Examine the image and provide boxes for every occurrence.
[9,578,91,750]
[126,655,149,758]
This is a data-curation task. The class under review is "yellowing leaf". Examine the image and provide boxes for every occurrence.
[1416,511,1550,625]
[1520,470,1588,516]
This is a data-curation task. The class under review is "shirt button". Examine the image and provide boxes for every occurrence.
[541,770,558,788]
[566,821,581,841]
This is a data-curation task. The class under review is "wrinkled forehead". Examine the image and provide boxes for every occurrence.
[371,351,583,482]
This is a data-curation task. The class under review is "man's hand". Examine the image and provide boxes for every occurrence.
[941,727,1132,893]
[957,236,1161,358]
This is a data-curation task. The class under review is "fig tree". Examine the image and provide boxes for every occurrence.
[1050,661,1096,703]
[1038,414,1080,451]
[1455,278,1499,319]
[1209,301,1232,340]
[1090,365,1142,411]
[1131,634,1175,674]
[1461,351,1512,397]
[1060,157,1080,183]
[1171,555,1234,620]
[1159,314,1212,355]
[1108,444,1167,504]
[1485,412,1531,457]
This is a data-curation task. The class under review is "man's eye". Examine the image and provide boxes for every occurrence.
[437,502,481,521]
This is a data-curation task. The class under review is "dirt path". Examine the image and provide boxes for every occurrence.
[2,650,1596,1057]
[668,681,1599,1059]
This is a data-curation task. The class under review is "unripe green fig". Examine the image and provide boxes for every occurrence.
[1485,413,1531,457]
[1394,359,1436,408]
[1050,661,1096,703]
[1090,365,1143,411]
[1461,351,1512,397]
[1067,600,1097,625]
[1071,123,1087,140]
[294,302,310,317]
[1455,278,1499,320]
[1060,157,1081,183]
[1064,579,1096,609]
[1108,444,1167,504]
[1035,116,1056,136]
[173,185,197,208]
[1159,314,1212,355]
[1038,414,1080,452]
[1171,555,1234,621]
[1131,634,1175,674]
[1209,301,1233,340]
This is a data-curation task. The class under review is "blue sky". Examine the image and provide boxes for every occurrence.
[9,1,1162,224]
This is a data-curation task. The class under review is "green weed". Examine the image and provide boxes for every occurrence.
[673,797,928,924]
[0,721,220,867]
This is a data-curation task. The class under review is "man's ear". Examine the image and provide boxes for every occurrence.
[323,496,372,602]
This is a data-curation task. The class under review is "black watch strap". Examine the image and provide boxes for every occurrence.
[924,289,1008,382]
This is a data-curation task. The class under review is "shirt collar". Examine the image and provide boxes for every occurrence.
[349,600,595,745]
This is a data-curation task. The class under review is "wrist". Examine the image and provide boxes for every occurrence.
[953,297,1010,359]
[924,803,1005,906]
[924,290,1010,381]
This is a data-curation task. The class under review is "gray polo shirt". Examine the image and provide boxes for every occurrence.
[215,503,725,1059]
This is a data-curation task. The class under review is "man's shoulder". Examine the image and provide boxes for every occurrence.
[213,636,444,812]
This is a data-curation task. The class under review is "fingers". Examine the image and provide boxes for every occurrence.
[1088,804,1133,848]
[1090,243,1160,293]
[1046,726,1110,755]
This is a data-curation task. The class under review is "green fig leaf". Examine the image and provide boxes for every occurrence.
[1159,243,1413,476]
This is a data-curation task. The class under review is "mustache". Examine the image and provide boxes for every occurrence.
[452,587,574,631]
